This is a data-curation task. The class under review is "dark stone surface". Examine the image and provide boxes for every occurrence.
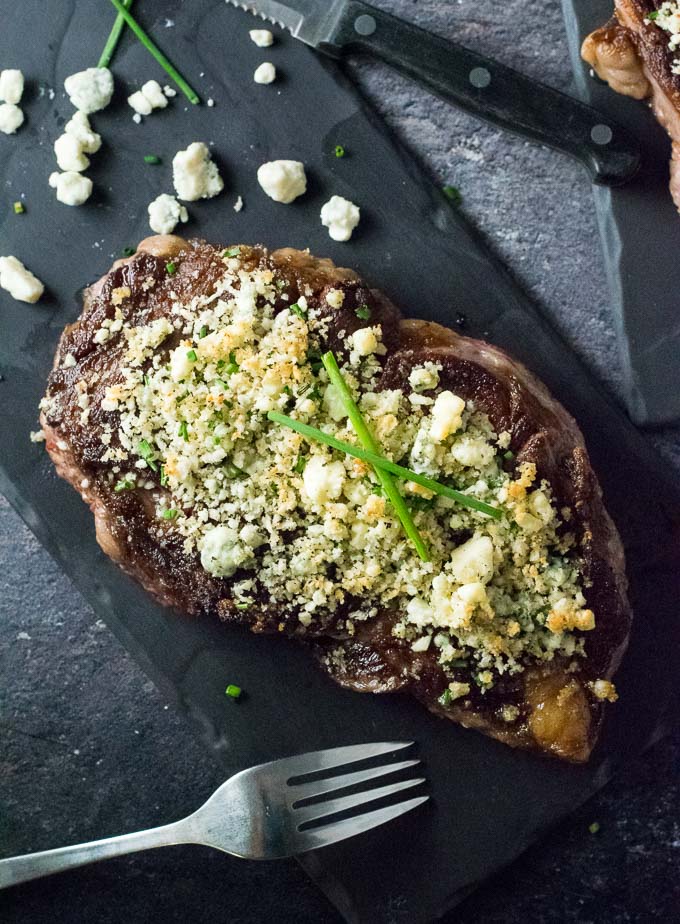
[1,1,679,922]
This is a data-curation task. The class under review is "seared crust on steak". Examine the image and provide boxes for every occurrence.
[583,3,680,209]
[41,237,632,762]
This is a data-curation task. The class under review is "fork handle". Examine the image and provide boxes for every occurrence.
[0,820,190,890]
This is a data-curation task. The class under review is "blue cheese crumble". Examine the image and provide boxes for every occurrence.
[101,258,594,690]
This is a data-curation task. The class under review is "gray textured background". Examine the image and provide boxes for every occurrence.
[2,1,679,921]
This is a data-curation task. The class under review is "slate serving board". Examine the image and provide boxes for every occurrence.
[1,2,679,921]
[562,0,680,427]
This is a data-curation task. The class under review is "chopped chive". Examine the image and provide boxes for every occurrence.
[199,325,208,339]
[282,385,292,396]
[321,352,429,561]
[106,0,200,103]
[224,460,247,479]
[588,821,601,834]
[143,154,162,165]
[438,689,452,707]
[178,420,189,441]
[234,601,251,610]
[13,201,24,214]
[289,302,307,319]
[166,261,177,275]
[648,10,658,19]
[443,185,462,205]
[114,478,134,492]
[225,351,239,374]
[293,456,306,474]
[222,246,241,258]
[137,438,158,472]
[225,684,242,698]
[162,508,178,519]
[355,305,371,321]
[159,465,168,486]
[186,349,197,361]
[503,450,514,460]
[143,374,150,387]
[334,144,346,158]
[266,410,502,520]
[122,246,136,257]
[98,0,133,68]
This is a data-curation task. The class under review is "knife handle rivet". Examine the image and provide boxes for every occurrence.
[354,14,377,36]
[590,124,613,146]
[469,67,491,89]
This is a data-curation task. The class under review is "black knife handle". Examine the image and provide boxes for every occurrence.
[327,1,640,186]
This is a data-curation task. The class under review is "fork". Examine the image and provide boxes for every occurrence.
[0,742,427,889]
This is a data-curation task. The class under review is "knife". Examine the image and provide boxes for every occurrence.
[227,0,640,186]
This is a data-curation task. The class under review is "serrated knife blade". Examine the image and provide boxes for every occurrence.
[226,0,641,187]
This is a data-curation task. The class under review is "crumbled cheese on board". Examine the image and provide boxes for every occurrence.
[128,79,169,117]
[249,29,274,47]
[49,171,93,206]
[253,62,276,84]
[172,142,224,201]
[0,102,23,134]
[0,256,44,303]
[148,193,189,234]
[90,256,597,693]
[0,69,24,105]
[320,195,361,242]
[64,67,114,114]
[257,160,307,203]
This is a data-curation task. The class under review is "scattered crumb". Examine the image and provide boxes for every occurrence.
[233,195,243,212]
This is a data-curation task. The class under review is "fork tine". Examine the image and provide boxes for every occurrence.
[289,759,420,804]
[294,777,426,827]
[293,796,429,853]
[275,741,414,782]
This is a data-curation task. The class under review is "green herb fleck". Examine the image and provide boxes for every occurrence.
[143,374,150,387]
[137,439,158,472]
[334,144,346,158]
[114,478,135,493]
[13,201,24,215]
[293,456,306,474]
[162,508,178,519]
[222,246,241,258]
[122,246,136,257]
[290,302,307,319]
[178,420,189,441]
[165,261,177,275]
[224,460,247,479]
[282,385,292,397]
[144,154,162,165]
[588,821,601,834]
[438,689,452,707]
[199,325,208,339]
[225,351,239,375]
[234,601,251,610]
[355,305,371,321]
[159,465,168,487]
[186,349,197,362]
[225,684,242,699]
[442,185,462,205]
[503,450,515,461]
[648,10,659,19]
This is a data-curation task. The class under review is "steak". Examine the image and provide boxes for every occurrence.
[582,1,680,209]
[40,235,632,762]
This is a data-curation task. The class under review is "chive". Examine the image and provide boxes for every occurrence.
[355,305,371,321]
[13,201,24,214]
[267,410,502,520]
[588,821,601,834]
[159,465,168,486]
[225,684,242,699]
[289,302,307,319]
[122,246,136,257]
[98,0,133,68]
[234,601,250,610]
[106,0,200,103]
[144,154,162,165]
[143,374,150,387]
[114,478,134,493]
[443,185,462,205]
[438,689,452,707]
[178,420,189,441]
[503,450,514,461]
[225,351,239,374]
[334,144,345,158]
[293,456,306,474]
[162,508,178,519]
[137,438,158,472]
[321,352,429,561]
[199,325,208,339]
[186,349,197,361]
[648,10,658,19]
[222,246,241,258]
[166,261,177,275]
[224,460,247,479]
[282,385,292,396]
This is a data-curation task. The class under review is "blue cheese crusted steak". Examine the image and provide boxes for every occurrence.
[40,235,632,762]
[583,2,680,210]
